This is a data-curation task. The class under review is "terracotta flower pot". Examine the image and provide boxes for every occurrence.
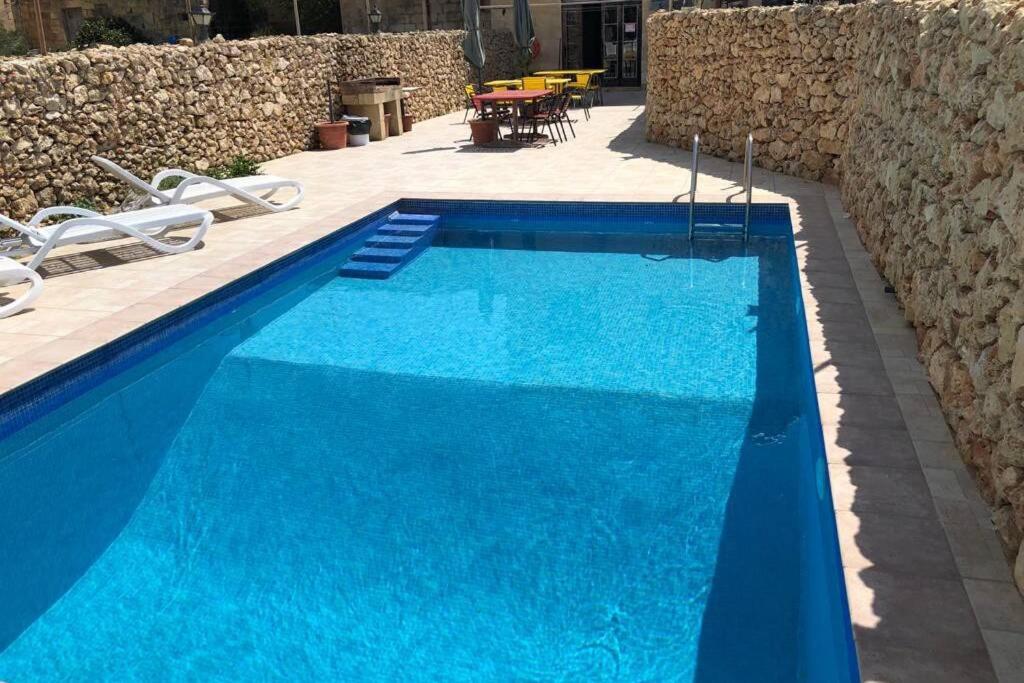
[402,113,414,132]
[469,119,498,145]
[316,121,348,150]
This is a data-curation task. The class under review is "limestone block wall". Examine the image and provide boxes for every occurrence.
[0,29,516,217]
[842,0,1024,590]
[648,0,1024,591]
[645,6,857,181]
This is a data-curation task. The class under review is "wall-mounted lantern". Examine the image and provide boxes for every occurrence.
[368,5,383,33]
[190,0,214,42]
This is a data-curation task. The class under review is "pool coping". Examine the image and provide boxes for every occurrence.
[1,189,1022,681]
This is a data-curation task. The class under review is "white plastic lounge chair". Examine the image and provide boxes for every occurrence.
[0,256,42,318]
[0,204,213,271]
[91,156,304,213]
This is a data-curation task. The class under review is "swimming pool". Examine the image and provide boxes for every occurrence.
[0,200,858,681]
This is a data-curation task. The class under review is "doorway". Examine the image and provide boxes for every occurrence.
[562,2,642,87]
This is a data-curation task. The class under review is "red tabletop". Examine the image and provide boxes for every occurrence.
[473,89,550,104]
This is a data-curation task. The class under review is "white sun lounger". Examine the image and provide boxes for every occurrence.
[0,256,43,319]
[91,156,304,213]
[0,204,213,271]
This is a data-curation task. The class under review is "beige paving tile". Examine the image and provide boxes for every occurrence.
[821,424,918,469]
[965,579,1024,633]
[982,629,1024,683]
[829,463,936,519]
[0,332,59,360]
[846,568,993,657]
[835,509,958,579]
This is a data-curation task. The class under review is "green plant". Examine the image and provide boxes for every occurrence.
[0,27,29,57]
[71,197,98,212]
[72,17,147,49]
[207,155,263,180]
[157,176,183,191]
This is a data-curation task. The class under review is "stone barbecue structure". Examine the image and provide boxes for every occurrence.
[648,0,1024,594]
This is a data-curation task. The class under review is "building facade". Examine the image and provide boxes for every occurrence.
[9,0,192,51]
[1,0,16,31]
[337,0,660,85]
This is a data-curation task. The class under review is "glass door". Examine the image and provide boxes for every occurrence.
[620,3,641,86]
[602,4,620,83]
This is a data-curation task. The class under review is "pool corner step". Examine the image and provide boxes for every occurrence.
[339,213,440,280]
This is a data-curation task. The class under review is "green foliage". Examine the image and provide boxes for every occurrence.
[39,198,100,224]
[0,27,29,57]
[157,176,183,191]
[72,17,148,49]
[206,155,263,180]
[71,197,99,212]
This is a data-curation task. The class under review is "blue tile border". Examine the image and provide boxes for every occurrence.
[0,199,794,441]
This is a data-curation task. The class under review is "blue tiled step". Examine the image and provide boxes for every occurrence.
[365,234,425,248]
[351,247,411,263]
[337,261,399,279]
[389,212,440,226]
[378,224,433,237]
[690,223,746,239]
[339,213,441,280]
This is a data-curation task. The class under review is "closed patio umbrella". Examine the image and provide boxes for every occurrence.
[462,0,485,87]
[513,0,536,68]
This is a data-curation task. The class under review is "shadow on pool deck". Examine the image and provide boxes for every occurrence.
[789,195,1001,681]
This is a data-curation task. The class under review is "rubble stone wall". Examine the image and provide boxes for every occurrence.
[842,0,1024,592]
[0,29,516,217]
[648,0,1024,591]
[645,5,856,181]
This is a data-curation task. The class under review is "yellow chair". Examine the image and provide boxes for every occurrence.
[521,76,547,91]
[463,84,478,122]
[567,74,592,120]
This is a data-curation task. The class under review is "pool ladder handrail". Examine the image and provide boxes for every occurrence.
[687,132,755,242]
[742,132,753,242]
[687,133,700,241]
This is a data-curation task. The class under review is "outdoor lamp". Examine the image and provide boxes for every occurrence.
[191,0,214,43]
[369,5,383,32]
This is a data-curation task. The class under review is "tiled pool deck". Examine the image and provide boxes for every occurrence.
[1,92,1022,682]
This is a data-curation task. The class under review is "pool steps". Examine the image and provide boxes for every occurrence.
[339,213,440,279]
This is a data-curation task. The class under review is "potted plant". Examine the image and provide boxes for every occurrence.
[316,81,348,150]
[469,118,498,145]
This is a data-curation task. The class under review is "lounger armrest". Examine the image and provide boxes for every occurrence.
[152,169,198,188]
[28,206,101,226]
[166,174,238,203]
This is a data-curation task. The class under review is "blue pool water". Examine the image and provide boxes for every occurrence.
[0,202,857,681]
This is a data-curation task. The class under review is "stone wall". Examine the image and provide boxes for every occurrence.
[841,0,1024,591]
[645,6,855,181]
[648,0,1024,592]
[0,29,516,218]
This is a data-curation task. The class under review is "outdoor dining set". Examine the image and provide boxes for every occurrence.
[464,69,605,146]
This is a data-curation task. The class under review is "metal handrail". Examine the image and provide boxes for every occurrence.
[743,132,753,242]
[687,133,699,241]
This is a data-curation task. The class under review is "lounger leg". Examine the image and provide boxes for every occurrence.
[0,268,42,319]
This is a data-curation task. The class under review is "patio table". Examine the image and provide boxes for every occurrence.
[472,89,551,143]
